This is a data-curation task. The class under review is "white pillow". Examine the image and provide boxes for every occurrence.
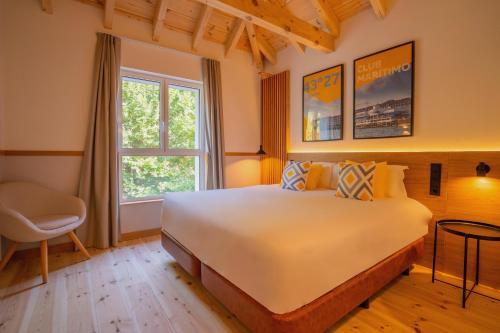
[386,165,408,198]
[313,162,339,189]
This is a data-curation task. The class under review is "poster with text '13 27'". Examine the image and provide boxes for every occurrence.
[303,64,344,142]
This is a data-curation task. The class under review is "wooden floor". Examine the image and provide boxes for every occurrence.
[0,236,498,333]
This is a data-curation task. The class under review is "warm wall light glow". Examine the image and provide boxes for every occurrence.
[452,177,500,195]
[288,149,500,154]
[474,177,496,189]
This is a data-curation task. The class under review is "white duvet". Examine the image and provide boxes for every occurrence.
[161,185,432,314]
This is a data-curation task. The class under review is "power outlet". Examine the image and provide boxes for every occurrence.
[429,163,442,196]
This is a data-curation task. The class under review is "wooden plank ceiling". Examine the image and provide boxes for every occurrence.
[41,0,388,69]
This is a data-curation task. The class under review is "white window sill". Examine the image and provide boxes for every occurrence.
[120,198,164,206]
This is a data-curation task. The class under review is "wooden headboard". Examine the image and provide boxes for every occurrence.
[288,151,500,290]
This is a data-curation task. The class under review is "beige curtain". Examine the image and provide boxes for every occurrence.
[261,71,289,184]
[78,33,121,248]
[202,58,225,189]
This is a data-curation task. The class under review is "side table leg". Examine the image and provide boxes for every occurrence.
[432,221,438,283]
[475,239,480,286]
[462,235,469,308]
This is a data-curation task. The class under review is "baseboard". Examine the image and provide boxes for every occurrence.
[7,228,161,259]
[414,265,500,299]
[120,228,161,241]
[11,242,75,260]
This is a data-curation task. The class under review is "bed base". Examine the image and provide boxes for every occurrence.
[161,230,423,333]
[161,230,201,277]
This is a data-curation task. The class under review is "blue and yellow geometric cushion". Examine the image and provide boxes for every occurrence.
[335,161,376,201]
[281,160,312,191]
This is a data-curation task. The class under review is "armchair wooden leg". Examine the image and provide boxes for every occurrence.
[67,231,91,259]
[0,241,18,271]
[40,240,49,284]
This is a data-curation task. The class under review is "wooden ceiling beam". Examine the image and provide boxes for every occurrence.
[369,0,388,18]
[257,34,277,65]
[194,0,335,52]
[41,0,53,14]
[309,0,340,36]
[225,18,245,57]
[192,5,213,50]
[104,0,115,29]
[244,22,263,70]
[152,0,169,41]
[289,40,306,54]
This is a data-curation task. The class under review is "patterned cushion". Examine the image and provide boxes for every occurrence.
[336,161,376,201]
[346,160,388,198]
[281,160,312,191]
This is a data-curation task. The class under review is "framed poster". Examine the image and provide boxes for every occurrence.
[303,64,344,142]
[353,41,414,139]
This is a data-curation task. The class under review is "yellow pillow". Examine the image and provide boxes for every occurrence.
[306,164,323,190]
[346,160,388,199]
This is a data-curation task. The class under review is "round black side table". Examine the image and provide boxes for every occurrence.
[431,219,500,308]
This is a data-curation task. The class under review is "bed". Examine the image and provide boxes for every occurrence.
[161,185,432,332]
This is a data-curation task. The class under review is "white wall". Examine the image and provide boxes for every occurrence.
[266,0,500,153]
[0,0,261,239]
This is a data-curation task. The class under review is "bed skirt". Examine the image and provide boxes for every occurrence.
[161,230,424,333]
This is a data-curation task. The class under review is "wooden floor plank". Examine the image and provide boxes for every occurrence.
[129,241,203,333]
[0,236,498,333]
[126,281,175,333]
[26,270,57,333]
[0,257,41,333]
[51,267,68,333]
[89,250,138,333]
[64,260,98,333]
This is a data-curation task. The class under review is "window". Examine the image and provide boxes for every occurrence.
[119,69,204,202]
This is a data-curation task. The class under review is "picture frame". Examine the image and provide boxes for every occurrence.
[302,64,344,142]
[353,41,415,139]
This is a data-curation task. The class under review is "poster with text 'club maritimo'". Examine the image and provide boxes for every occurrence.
[354,41,414,139]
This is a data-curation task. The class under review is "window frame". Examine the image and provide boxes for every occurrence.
[118,68,206,203]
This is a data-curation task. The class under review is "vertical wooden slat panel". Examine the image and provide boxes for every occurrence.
[261,71,289,184]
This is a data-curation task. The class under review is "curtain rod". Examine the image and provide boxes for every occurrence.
[96,31,218,61]
[122,67,203,85]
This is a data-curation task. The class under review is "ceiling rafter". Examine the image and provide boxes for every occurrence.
[257,34,277,65]
[192,5,213,50]
[41,0,53,14]
[280,0,306,54]
[48,0,380,66]
[225,18,245,57]
[152,0,169,41]
[289,39,306,54]
[194,0,336,52]
[309,0,340,36]
[104,0,115,29]
[369,0,388,18]
[245,22,263,70]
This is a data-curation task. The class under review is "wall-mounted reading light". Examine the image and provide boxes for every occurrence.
[256,144,266,156]
[476,162,491,177]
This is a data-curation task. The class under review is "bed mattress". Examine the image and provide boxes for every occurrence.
[161,185,432,314]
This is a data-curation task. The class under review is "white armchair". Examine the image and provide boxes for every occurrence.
[0,182,90,283]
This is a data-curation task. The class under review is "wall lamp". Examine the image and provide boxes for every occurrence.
[256,145,266,156]
[476,162,491,177]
